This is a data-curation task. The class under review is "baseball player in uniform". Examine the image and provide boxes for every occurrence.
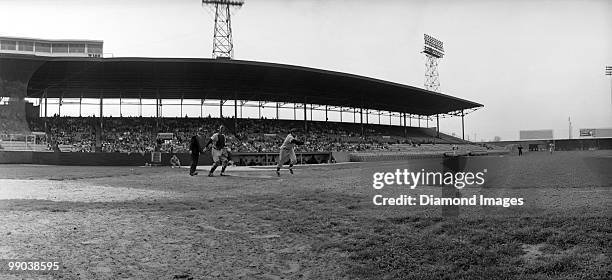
[276,128,304,176]
[205,125,230,177]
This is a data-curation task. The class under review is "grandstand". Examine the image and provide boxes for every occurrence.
[2,116,475,153]
[1,37,487,165]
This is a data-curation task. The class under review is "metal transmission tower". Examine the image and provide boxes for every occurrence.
[422,34,444,92]
[202,0,244,59]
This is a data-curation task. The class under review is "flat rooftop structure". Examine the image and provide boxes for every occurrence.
[0,36,103,58]
[22,56,482,116]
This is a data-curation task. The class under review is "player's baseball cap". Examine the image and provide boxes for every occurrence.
[290,128,298,133]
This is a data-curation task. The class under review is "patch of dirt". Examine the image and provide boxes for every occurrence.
[0,179,179,202]
[521,243,547,263]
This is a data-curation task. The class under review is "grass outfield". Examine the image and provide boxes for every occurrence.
[0,150,610,279]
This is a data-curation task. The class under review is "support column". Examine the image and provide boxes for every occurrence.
[79,93,82,117]
[156,98,159,118]
[339,107,342,122]
[310,104,313,121]
[38,97,43,118]
[234,94,238,131]
[258,101,262,119]
[461,110,465,140]
[220,100,223,118]
[293,103,296,120]
[360,107,364,137]
[353,108,356,123]
[378,110,381,125]
[139,95,142,117]
[156,89,160,118]
[44,89,48,118]
[276,102,279,119]
[200,99,204,118]
[418,115,421,128]
[180,96,183,117]
[436,114,440,138]
[119,91,123,117]
[403,112,407,138]
[99,93,104,134]
[303,98,307,131]
[99,92,104,152]
[58,93,62,116]
[398,112,401,127]
[325,105,328,122]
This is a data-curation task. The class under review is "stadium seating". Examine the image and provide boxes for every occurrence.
[0,116,483,153]
[350,143,508,162]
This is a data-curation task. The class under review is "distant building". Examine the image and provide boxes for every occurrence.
[579,128,612,138]
[0,36,103,58]
[519,129,553,140]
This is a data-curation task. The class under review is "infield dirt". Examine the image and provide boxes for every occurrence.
[1,151,610,279]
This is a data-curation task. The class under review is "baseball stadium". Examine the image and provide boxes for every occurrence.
[0,37,493,165]
[1,2,611,279]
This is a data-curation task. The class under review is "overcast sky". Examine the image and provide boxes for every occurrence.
[1,0,611,141]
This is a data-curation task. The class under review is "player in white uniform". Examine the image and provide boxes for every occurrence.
[549,142,555,154]
[205,125,230,177]
[276,128,304,176]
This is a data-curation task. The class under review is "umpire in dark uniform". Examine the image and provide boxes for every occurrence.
[189,128,204,176]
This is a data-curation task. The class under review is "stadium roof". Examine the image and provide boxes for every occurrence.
[26,57,482,116]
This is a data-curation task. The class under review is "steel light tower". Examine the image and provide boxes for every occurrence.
[202,0,244,59]
[422,34,445,137]
[423,34,444,92]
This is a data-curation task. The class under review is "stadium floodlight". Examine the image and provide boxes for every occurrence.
[422,34,444,92]
[202,0,245,59]
[423,34,444,58]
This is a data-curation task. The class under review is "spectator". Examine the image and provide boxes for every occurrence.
[170,154,181,168]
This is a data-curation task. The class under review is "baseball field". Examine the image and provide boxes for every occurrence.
[0,150,610,279]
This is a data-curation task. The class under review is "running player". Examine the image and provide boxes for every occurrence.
[205,125,230,177]
[276,128,304,176]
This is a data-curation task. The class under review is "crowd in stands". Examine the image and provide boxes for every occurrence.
[7,116,460,153]
[233,119,391,153]
[28,116,96,152]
